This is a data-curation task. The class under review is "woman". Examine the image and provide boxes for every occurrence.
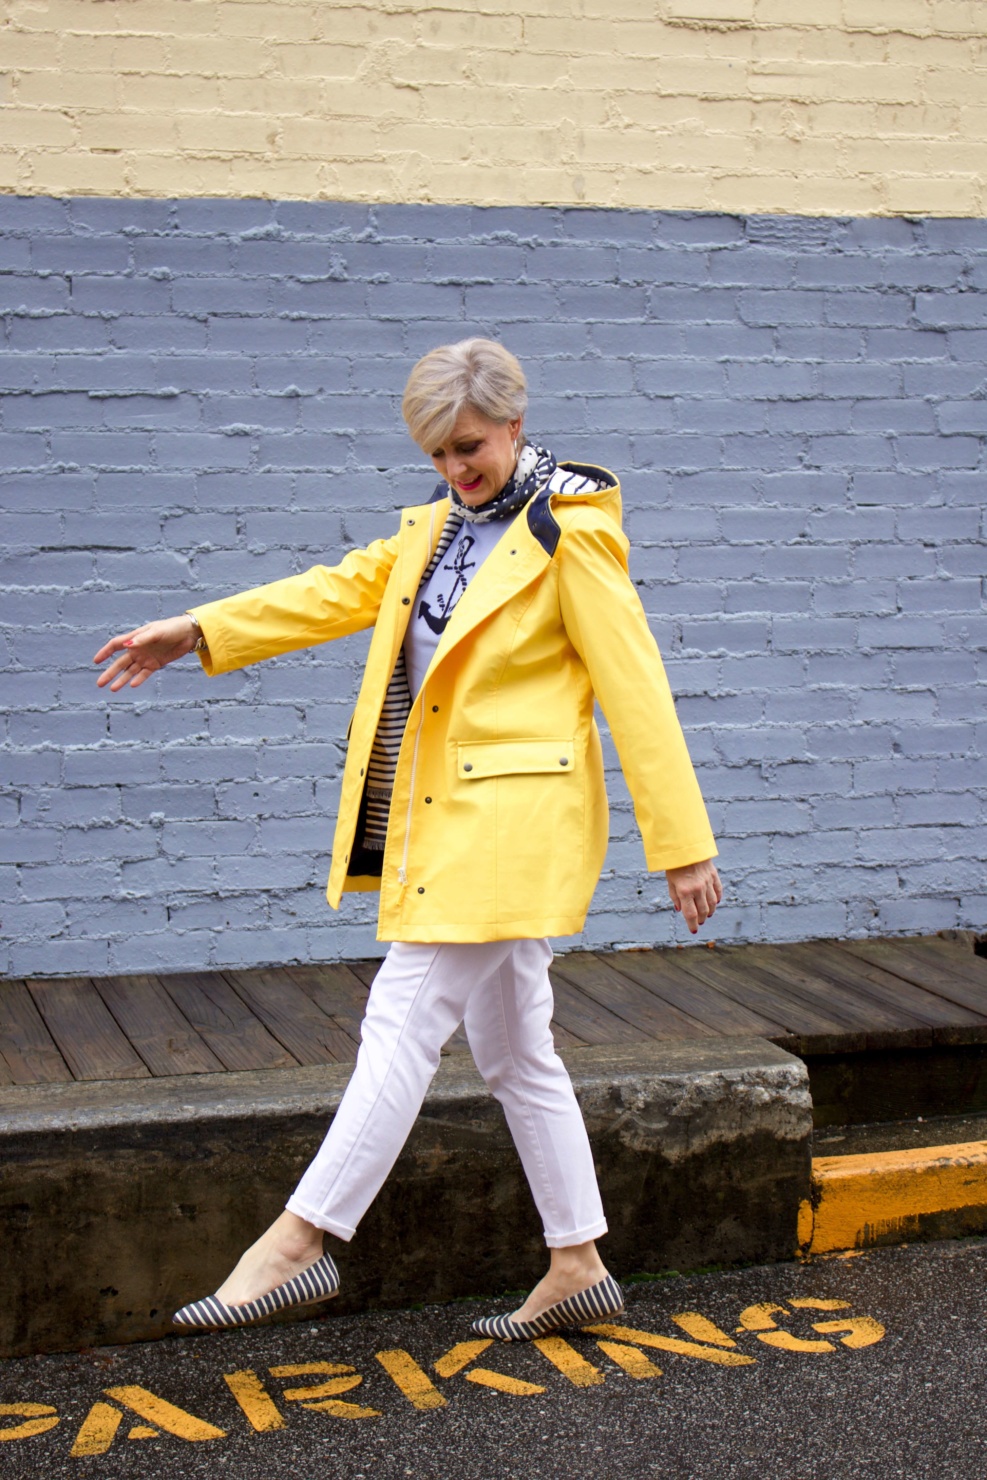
[95,338,721,1343]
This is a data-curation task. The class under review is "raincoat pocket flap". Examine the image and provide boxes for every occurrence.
[457,738,576,779]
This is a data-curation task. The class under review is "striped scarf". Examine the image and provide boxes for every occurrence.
[357,445,557,861]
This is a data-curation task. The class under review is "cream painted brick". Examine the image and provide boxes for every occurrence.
[453,48,573,88]
[775,172,889,213]
[26,147,132,194]
[164,36,273,77]
[102,36,172,72]
[566,56,661,90]
[0,75,13,104]
[127,150,233,194]
[13,69,121,109]
[117,73,222,110]
[654,58,751,95]
[871,102,962,135]
[218,3,321,41]
[706,30,757,61]
[665,0,755,19]
[753,0,845,23]
[309,6,417,45]
[275,42,371,80]
[525,16,661,55]
[618,95,753,132]
[749,133,846,172]
[893,33,982,67]
[217,78,325,118]
[752,61,925,103]
[619,168,715,208]
[37,0,219,36]
[886,172,982,212]
[0,150,20,187]
[175,113,275,154]
[420,86,523,126]
[316,80,422,120]
[416,10,523,46]
[75,110,179,151]
[923,66,987,104]
[0,27,61,66]
[843,0,934,31]
[276,116,374,158]
[768,27,891,64]
[227,155,332,197]
[0,107,75,145]
[56,34,132,72]
[931,1,984,35]
[325,159,408,198]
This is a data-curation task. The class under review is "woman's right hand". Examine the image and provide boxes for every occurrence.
[94,614,201,693]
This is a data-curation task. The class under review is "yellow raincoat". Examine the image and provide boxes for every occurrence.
[190,463,716,943]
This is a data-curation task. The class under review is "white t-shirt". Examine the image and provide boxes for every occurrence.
[403,517,506,698]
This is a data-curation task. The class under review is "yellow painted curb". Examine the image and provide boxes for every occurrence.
[802,1140,987,1255]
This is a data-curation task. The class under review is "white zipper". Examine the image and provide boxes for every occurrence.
[397,501,437,890]
[397,681,425,888]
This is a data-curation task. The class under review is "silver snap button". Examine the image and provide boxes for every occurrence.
[559,757,569,766]
[417,886,425,894]
[463,762,473,772]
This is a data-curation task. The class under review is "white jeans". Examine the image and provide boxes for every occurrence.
[286,938,608,1249]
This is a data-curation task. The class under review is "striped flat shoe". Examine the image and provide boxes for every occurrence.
[470,1273,624,1343]
[172,1250,340,1332]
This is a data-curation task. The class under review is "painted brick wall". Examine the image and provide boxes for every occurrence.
[1,197,985,976]
[2,0,987,214]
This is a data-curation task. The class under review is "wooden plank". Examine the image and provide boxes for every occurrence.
[0,981,72,1085]
[727,945,933,1036]
[805,942,987,1030]
[781,942,979,1032]
[552,951,718,1039]
[548,1017,587,1050]
[25,978,150,1082]
[285,963,368,1048]
[605,949,786,1038]
[345,958,473,1055]
[842,939,987,1018]
[669,949,859,1039]
[547,971,642,1047]
[905,939,987,994]
[91,975,226,1077]
[157,973,298,1072]
[223,969,359,1065]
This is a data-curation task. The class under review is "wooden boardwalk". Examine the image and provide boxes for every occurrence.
[2,935,986,1088]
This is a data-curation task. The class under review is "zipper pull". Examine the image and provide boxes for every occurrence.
[397,867,407,886]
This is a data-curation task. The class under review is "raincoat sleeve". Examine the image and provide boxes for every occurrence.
[187,534,400,677]
[557,510,718,873]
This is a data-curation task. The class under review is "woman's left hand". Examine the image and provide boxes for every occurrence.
[665,859,722,934]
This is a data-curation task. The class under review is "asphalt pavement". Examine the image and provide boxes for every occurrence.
[1,1239,984,1480]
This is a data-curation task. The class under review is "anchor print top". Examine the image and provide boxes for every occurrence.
[402,516,507,699]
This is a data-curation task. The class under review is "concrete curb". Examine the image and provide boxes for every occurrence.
[0,1038,811,1359]
[802,1140,987,1255]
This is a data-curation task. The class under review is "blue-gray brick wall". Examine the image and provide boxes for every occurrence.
[1,197,984,977]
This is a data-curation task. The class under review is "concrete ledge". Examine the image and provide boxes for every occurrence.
[801,1140,987,1254]
[0,1038,811,1358]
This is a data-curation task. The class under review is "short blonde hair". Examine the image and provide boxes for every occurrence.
[402,338,528,452]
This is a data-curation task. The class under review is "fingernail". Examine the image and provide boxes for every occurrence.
[122,639,134,647]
